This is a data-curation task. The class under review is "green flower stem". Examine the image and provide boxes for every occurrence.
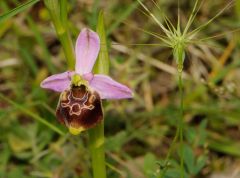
[160,57,185,178]
[160,123,180,178]
[44,0,75,70]
[161,74,184,178]
[175,46,185,178]
[178,71,184,178]
[89,11,108,178]
[89,121,106,178]
[45,1,107,175]
[58,31,75,70]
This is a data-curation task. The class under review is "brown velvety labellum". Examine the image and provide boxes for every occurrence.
[56,85,103,131]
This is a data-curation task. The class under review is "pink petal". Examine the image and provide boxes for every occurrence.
[89,74,133,99]
[83,72,94,82]
[40,71,73,92]
[75,28,100,74]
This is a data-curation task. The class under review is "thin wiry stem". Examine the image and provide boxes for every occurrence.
[137,4,175,35]
[136,6,153,21]
[150,0,177,33]
[189,41,224,50]
[191,28,240,42]
[137,28,172,46]
[163,15,177,35]
[160,124,180,178]
[178,71,184,178]
[184,0,205,35]
[187,0,235,38]
[121,19,170,40]
[111,43,169,47]
[177,0,181,32]
[137,0,171,37]
[137,4,175,34]
[183,0,201,35]
[121,20,172,46]
[120,30,222,51]
[178,1,184,176]
[159,71,185,178]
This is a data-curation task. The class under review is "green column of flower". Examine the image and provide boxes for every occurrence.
[88,11,108,178]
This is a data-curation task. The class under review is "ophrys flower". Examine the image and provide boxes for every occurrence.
[41,28,133,135]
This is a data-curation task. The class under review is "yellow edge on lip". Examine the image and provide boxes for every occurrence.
[69,126,85,135]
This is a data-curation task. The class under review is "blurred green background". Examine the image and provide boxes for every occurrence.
[0,0,240,177]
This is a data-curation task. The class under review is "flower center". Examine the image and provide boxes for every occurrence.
[71,74,89,87]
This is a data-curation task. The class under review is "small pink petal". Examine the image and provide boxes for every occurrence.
[75,28,100,74]
[89,74,133,99]
[83,72,94,82]
[40,71,73,92]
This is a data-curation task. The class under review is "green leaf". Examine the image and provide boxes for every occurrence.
[185,127,196,144]
[164,168,181,178]
[105,131,127,152]
[182,144,194,174]
[0,144,10,178]
[208,137,240,157]
[193,155,207,174]
[94,10,109,75]
[7,166,28,178]
[0,0,40,23]
[8,133,32,153]
[235,0,240,18]
[144,153,157,178]
[198,119,207,146]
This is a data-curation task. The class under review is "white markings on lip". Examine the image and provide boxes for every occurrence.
[61,88,95,116]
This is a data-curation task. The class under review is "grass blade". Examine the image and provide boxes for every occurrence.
[27,16,57,74]
[107,0,140,35]
[0,0,40,23]
[0,93,65,136]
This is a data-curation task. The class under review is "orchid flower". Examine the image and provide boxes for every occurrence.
[40,28,133,135]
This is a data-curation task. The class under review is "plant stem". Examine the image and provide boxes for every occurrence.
[88,11,108,178]
[160,71,184,178]
[178,71,184,178]
[44,0,75,70]
[89,121,106,178]
[58,30,75,70]
[45,1,106,177]
[160,124,180,178]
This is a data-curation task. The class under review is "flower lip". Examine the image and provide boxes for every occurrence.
[56,85,103,134]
